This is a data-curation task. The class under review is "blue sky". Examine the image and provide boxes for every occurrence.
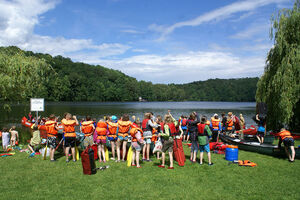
[0,0,294,83]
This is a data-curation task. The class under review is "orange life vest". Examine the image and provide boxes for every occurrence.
[130,127,143,142]
[211,118,220,130]
[96,121,107,140]
[151,128,158,142]
[227,118,233,130]
[107,121,118,138]
[45,120,58,137]
[81,121,94,136]
[61,119,76,137]
[118,121,132,137]
[238,160,257,167]
[278,130,293,140]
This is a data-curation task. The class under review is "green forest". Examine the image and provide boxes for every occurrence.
[0,46,258,103]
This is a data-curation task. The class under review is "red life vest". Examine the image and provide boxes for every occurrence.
[181,119,187,126]
[167,123,176,136]
[197,123,206,136]
[142,119,152,132]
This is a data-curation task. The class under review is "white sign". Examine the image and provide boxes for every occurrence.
[30,98,44,112]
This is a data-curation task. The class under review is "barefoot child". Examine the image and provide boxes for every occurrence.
[81,116,95,149]
[9,126,19,147]
[107,116,118,160]
[197,117,213,165]
[96,119,108,163]
[142,113,158,162]
[28,125,41,156]
[45,114,59,161]
[117,114,132,162]
[1,127,10,152]
[130,125,145,168]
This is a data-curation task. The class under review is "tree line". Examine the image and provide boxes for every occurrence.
[0,46,258,106]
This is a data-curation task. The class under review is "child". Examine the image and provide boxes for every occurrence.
[275,127,295,162]
[28,125,41,156]
[130,125,145,168]
[197,117,213,165]
[155,115,164,160]
[45,114,59,161]
[81,116,95,149]
[96,119,108,163]
[187,112,200,162]
[107,115,118,160]
[117,114,132,162]
[142,112,158,162]
[2,127,10,152]
[9,126,19,147]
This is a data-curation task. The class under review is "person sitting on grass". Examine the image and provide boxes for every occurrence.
[197,117,213,166]
[28,125,41,157]
[1,127,10,152]
[275,127,295,162]
[61,113,79,162]
[9,126,19,147]
[130,125,145,168]
[158,112,176,169]
[45,114,59,161]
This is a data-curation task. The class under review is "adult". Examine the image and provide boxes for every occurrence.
[256,114,266,144]
[197,117,213,165]
[142,112,158,162]
[275,128,295,162]
[45,114,59,161]
[210,114,221,142]
[61,113,79,162]
[187,112,200,162]
[239,114,245,140]
[81,116,95,149]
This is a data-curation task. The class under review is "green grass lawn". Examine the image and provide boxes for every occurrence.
[1,143,299,200]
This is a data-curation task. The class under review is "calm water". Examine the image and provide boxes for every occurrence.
[0,101,256,127]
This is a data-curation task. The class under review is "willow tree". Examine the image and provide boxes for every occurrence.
[0,47,53,111]
[256,1,300,131]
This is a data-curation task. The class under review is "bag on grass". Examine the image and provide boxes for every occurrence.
[153,138,162,153]
[81,146,97,175]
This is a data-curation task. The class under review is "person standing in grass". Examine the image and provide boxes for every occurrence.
[1,127,10,152]
[107,115,118,160]
[117,114,132,162]
[274,127,295,162]
[96,119,108,163]
[180,115,188,142]
[158,112,176,169]
[81,116,95,149]
[197,117,213,166]
[256,114,266,144]
[61,113,79,162]
[45,114,59,161]
[210,114,221,142]
[9,126,19,147]
[130,125,145,168]
[142,112,158,162]
[187,112,200,162]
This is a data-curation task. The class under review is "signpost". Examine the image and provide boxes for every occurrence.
[30,98,44,125]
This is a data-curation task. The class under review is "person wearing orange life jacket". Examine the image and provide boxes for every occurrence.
[210,114,221,142]
[226,112,234,134]
[96,119,108,163]
[80,116,95,149]
[117,114,133,162]
[274,128,295,162]
[142,112,158,162]
[45,114,59,161]
[61,113,79,162]
[158,111,177,169]
[107,115,118,160]
[130,125,145,168]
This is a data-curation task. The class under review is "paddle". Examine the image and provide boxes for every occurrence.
[127,146,133,167]
[75,143,79,161]
[55,138,64,151]
[105,146,109,161]
[43,140,48,160]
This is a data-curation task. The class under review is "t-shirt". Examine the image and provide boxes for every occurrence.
[30,130,41,146]
[198,125,212,145]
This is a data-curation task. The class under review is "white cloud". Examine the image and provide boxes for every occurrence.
[150,0,288,40]
[77,51,265,83]
[230,22,269,39]
[121,29,144,34]
[0,0,130,57]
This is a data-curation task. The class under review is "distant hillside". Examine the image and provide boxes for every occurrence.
[0,46,258,102]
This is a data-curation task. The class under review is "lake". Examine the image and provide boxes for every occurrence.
[0,101,256,127]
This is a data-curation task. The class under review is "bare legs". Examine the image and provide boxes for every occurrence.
[199,151,212,165]
[65,147,75,161]
[161,151,173,167]
[110,141,116,159]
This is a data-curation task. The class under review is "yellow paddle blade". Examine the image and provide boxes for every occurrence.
[127,146,133,167]
[105,146,109,161]
[75,145,79,161]
[43,145,47,160]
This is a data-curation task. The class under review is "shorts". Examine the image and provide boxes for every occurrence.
[96,139,107,144]
[47,137,57,149]
[182,129,188,136]
[83,135,94,147]
[283,138,294,147]
[145,138,151,144]
[132,142,142,152]
[108,136,117,141]
[257,131,265,137]
[65,137,76,148]
[191,141,199,152]
[143,131,152,139]
[199,143,210,153]
[162,138,174,153]
[118,135,128,141]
